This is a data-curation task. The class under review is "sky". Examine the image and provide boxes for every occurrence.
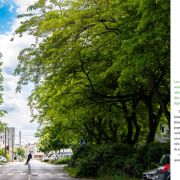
[0,0,38,145]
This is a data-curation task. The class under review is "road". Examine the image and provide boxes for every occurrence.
[0,160,94,180]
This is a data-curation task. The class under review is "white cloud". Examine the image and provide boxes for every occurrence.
[13,0,37,14]
[8,4,15,12]
[0,1,38,144]
[0,32,35,67]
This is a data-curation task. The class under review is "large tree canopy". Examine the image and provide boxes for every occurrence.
[0,54,6,133]
[14,0,170,149]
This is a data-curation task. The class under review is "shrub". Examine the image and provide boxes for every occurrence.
[64,166,80,177]
[67,143,170,178]
[97,173,139,180]
[54,157,71,164]
[125,143,170,177]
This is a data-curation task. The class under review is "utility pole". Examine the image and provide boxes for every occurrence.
[12,133,14,162]
[19,131,21,146]
[4,125,6,157]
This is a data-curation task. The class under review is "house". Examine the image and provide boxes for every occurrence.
[155,124,170,143]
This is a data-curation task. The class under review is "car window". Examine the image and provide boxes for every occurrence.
[160,154,170,165]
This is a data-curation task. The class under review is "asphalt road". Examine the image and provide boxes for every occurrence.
[0,160,94,180]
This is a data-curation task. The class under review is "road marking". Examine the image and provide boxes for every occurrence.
[7,173,14,176]
[32,173,38,176]
[21,173,27,175]
[28,163,31,180]
[0,173,27,176]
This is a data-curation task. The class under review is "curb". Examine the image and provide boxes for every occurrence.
[63,169,70,176]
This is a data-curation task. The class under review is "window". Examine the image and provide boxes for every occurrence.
[161,126,165,134]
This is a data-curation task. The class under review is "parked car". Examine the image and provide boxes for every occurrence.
[0,156,7,163]
[49,152,73,161]
[42,151,73,162]
[142,154,170,180]
[49,154,58,161]
[42,153,53,162]
[57,152,73,159]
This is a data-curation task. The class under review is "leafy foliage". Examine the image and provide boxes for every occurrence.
[0,54,6,133]
[14,0,170,149]
[53,156,71,164]
[68,143,169,178]
[15,147,25,157]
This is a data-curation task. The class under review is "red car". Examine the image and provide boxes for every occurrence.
[142,154,170,180]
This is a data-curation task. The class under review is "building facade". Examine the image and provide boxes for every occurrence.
[0,127,15,161]
[155,124,170,143]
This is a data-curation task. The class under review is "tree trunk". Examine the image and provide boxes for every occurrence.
[132,112,140,145]
[149,72,170,126]
[146,100,158,144]
[109,119,118,143]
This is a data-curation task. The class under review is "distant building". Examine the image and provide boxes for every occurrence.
[0,133,5,149]
[0,127,15,161]
[24,143,44,160]
[155,124,170,143]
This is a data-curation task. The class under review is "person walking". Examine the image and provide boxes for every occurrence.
[25,152,32,165]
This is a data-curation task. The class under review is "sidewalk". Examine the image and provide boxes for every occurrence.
[0,162,6,167]
[0,161,13,167]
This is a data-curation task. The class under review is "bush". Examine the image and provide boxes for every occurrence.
[97,173,139,180]
[64,166,80,177]
[54,157,71,164]
[73,145,101,177]
[6,153,11,162]
[67,143,170,178]
[121,143,170,177]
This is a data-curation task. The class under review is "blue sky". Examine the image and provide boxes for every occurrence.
[0,1,17,33]
[0,0,38,145]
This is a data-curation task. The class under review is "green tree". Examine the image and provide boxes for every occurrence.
[15,147,25,157]
[0,53,6,133]
[14,0,169,146]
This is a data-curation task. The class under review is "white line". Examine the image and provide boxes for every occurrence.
[28,163,31,180]
[7,173,14,176]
